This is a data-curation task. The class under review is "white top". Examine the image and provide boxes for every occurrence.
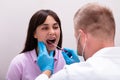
[35,47,120,80]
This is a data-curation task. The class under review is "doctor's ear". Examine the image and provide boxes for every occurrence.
[78,29,85,37]
[78,29,86,42]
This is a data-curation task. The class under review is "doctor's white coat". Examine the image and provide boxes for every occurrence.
[36,47,120,80]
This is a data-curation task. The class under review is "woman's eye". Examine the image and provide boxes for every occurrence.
[53,24,59,29]
[42,27,48,30]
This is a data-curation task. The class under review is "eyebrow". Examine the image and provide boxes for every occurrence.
[53,23,59,25]
[41,24,48,26]
[42,22,58,26]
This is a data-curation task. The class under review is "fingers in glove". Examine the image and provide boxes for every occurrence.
[49,51,54,57]
[38,41,48,55]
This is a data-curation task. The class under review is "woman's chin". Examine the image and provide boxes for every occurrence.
[48,48,56,51]
[47,46,56,52]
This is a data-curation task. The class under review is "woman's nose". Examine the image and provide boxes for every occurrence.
[48,28,55,35]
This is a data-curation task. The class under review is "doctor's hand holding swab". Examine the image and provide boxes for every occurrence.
[48,41,80,65]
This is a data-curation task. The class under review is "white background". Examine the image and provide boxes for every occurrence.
[0,0,120,80]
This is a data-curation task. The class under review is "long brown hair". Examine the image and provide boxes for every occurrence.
[21,9,63,53]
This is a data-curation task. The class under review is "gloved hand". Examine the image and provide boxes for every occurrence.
[62,48,80,65]
[37,42,54,73]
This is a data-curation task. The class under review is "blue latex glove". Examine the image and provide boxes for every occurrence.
[62,48,80,65]
[37,42,54,73]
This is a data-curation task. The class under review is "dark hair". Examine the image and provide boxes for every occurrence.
[21,9,62,53]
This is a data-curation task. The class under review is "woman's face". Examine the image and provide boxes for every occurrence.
[34,15,60,52]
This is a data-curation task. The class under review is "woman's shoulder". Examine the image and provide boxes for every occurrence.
[10,51,32,65]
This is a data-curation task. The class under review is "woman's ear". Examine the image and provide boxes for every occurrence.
[33,31,37,39]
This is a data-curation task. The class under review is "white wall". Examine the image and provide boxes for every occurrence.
[0,0,120,80]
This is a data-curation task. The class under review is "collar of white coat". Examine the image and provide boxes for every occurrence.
[86,47,120,62]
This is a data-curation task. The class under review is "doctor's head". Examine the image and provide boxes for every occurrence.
[74,3,115,60]
[22,9,62,53]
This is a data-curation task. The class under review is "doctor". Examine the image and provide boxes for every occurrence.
[35,3,120,80]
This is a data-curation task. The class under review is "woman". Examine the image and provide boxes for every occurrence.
[6,9,66,80]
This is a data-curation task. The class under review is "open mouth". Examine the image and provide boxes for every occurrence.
[46,39,56,45]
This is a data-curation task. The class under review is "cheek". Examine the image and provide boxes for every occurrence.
[56,30,60,38]
[37,35,44,41]
[34,32,46,41]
